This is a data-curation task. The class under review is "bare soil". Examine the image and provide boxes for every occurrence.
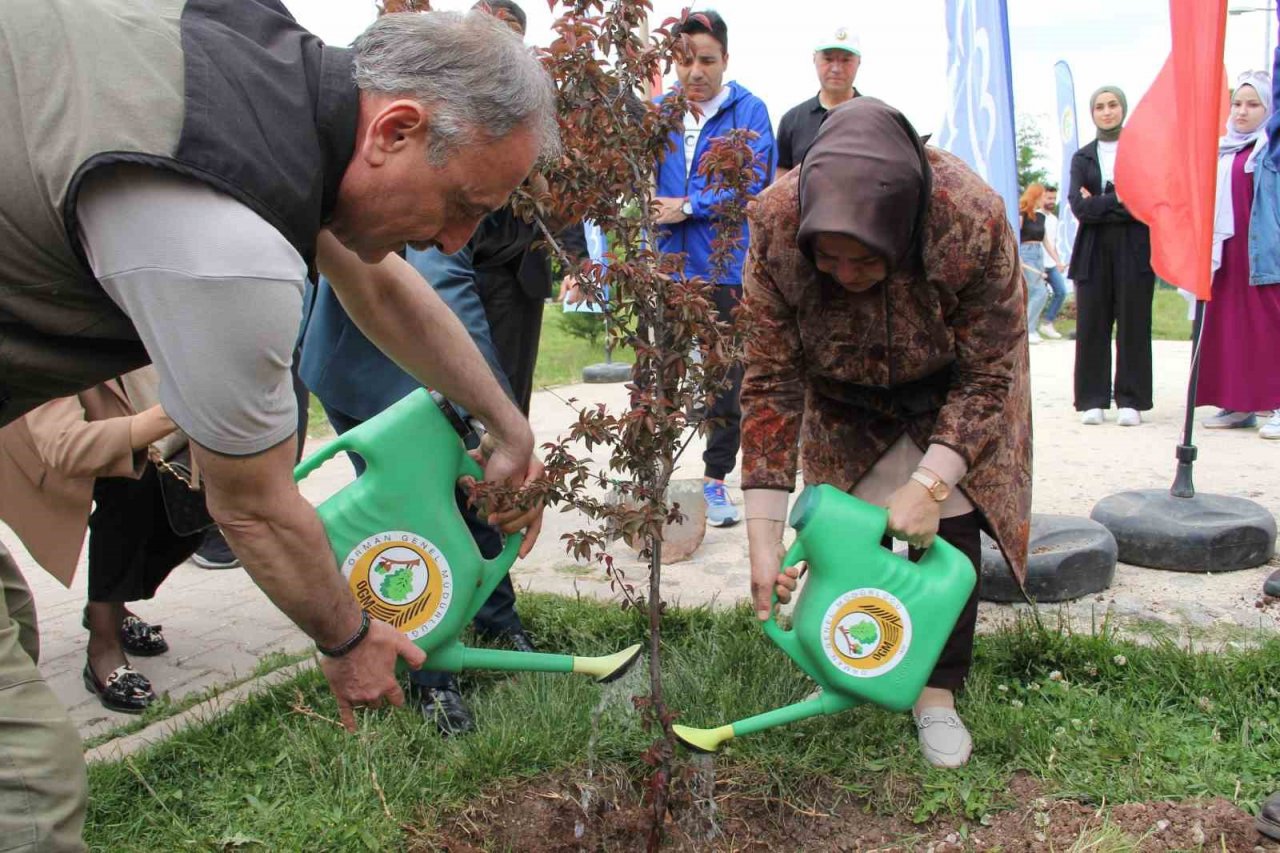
[421,768,1279,852]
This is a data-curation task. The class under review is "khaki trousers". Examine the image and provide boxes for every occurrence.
[0,541,86,852]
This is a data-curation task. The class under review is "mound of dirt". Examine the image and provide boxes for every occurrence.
[421,768,1279,852]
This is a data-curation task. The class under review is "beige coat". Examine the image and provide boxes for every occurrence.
[0,380,146,587]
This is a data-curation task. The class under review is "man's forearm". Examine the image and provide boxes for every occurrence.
[317,231,530,452]
[194,438,362,648]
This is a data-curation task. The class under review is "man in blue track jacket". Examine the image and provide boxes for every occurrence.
[653,10,775,527]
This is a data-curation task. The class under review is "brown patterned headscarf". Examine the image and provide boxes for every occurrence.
[798,97,932,274]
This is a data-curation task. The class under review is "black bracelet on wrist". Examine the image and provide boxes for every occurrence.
[316,610,371,658]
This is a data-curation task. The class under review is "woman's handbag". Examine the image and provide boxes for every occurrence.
[152,447,216,537]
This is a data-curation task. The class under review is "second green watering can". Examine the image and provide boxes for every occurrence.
[674,484,976,752]
[295,389,640,682]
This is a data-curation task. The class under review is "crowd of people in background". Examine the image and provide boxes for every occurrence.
[1,2,1278,848]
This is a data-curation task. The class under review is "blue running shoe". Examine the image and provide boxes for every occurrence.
[703,479,741,527]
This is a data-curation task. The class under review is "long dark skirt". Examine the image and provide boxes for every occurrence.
[87,464,202,603]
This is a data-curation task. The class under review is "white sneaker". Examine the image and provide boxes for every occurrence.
[1028,331,1043,344]
[1116,407,1141,427]
[1039,322,1062,340]
[914,707,973,768]
[1261,410,1280,440]
[1081,408,1105,425]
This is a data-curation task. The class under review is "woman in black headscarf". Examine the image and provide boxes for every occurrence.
[1068,85,1155,427]
[740,97,1032,769]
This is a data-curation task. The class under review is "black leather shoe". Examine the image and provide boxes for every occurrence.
[412,683,475,736]
[1258,791,1280,841]
[1264,569,1280,598]
[506,629,537,654]
[83,660,156,714]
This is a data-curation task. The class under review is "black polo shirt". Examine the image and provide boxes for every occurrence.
[776,89,860,172]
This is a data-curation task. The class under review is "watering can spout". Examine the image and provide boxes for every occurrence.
[673,690,859,753]
[425,642,643,683]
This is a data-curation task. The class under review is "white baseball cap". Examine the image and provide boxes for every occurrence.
[815,26,861,56]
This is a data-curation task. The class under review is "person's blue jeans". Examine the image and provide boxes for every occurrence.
[1020,242,1049,334]
[318,401,522,691]
[1043,265,1069,323]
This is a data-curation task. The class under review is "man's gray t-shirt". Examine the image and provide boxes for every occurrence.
[77,165,306,456]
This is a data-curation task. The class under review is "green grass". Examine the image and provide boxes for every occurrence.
[534,308,632,388]
[1050,287,1192,341]
[85,596,1280,851]
[305,310,629,437]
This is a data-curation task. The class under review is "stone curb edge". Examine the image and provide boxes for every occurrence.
[84,657,317,764]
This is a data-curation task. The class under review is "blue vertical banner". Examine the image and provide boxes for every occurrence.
[1053,60,1079,266]
[937,0,1019,235]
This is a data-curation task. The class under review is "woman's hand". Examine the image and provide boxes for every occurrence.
[748,519,793,620]
[885,479,941,550]
[129,404,178,450]
[1079,186,1092,199]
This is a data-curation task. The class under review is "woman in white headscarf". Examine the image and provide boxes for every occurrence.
[1067,86,1156,428]
[1197,70,1280,439]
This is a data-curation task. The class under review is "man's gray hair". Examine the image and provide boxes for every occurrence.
[353,11,560,163]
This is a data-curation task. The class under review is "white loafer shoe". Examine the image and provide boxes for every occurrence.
[914,707,973,768]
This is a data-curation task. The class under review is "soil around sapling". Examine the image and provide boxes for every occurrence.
[421,767,1279,852]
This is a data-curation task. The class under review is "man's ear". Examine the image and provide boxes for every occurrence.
[360,100,430,166]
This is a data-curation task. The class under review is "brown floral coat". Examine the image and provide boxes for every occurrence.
[740,148,1032,582]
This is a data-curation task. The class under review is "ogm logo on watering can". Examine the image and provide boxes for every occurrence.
[820,588,912,678]
[342,531,454,641]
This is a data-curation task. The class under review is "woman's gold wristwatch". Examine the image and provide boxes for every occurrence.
[909,467,951,502]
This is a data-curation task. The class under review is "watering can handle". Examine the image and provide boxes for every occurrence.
[294,433,355,483]
[761,539,805,660]
[915,531,970,575]
[457,450,525,584]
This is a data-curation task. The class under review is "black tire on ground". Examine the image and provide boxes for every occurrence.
[1090,490,1277,573]
[980,514,1118,603]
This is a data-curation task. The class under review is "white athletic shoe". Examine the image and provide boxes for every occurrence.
[1261,410,1280,440]
[1081,408,1105,425]
[1028,331,1043,345]
[1116,407,1142,427]
[1038,322,1063,340]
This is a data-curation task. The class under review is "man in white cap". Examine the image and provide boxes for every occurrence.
[776,25,862,172]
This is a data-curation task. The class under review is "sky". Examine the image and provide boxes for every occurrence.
[281,0,1276,184]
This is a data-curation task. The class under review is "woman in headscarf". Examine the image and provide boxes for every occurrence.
[1068,86,1154,428]
[739,97,1031,769]
[1196,70,1280,439]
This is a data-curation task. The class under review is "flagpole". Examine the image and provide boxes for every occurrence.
[1170,299,1205,498]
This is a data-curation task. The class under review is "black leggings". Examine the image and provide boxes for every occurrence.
[87,464,202,603]
[881,511,982,692]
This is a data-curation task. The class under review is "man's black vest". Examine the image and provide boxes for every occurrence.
[0,0,358,425]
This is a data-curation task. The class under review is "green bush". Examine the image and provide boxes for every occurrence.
[557,309,605,346]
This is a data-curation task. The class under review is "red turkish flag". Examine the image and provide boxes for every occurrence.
[1114,1,1229,300]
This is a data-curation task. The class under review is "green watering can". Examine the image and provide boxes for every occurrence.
[294,388,641,682]
[673,484,976,752]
